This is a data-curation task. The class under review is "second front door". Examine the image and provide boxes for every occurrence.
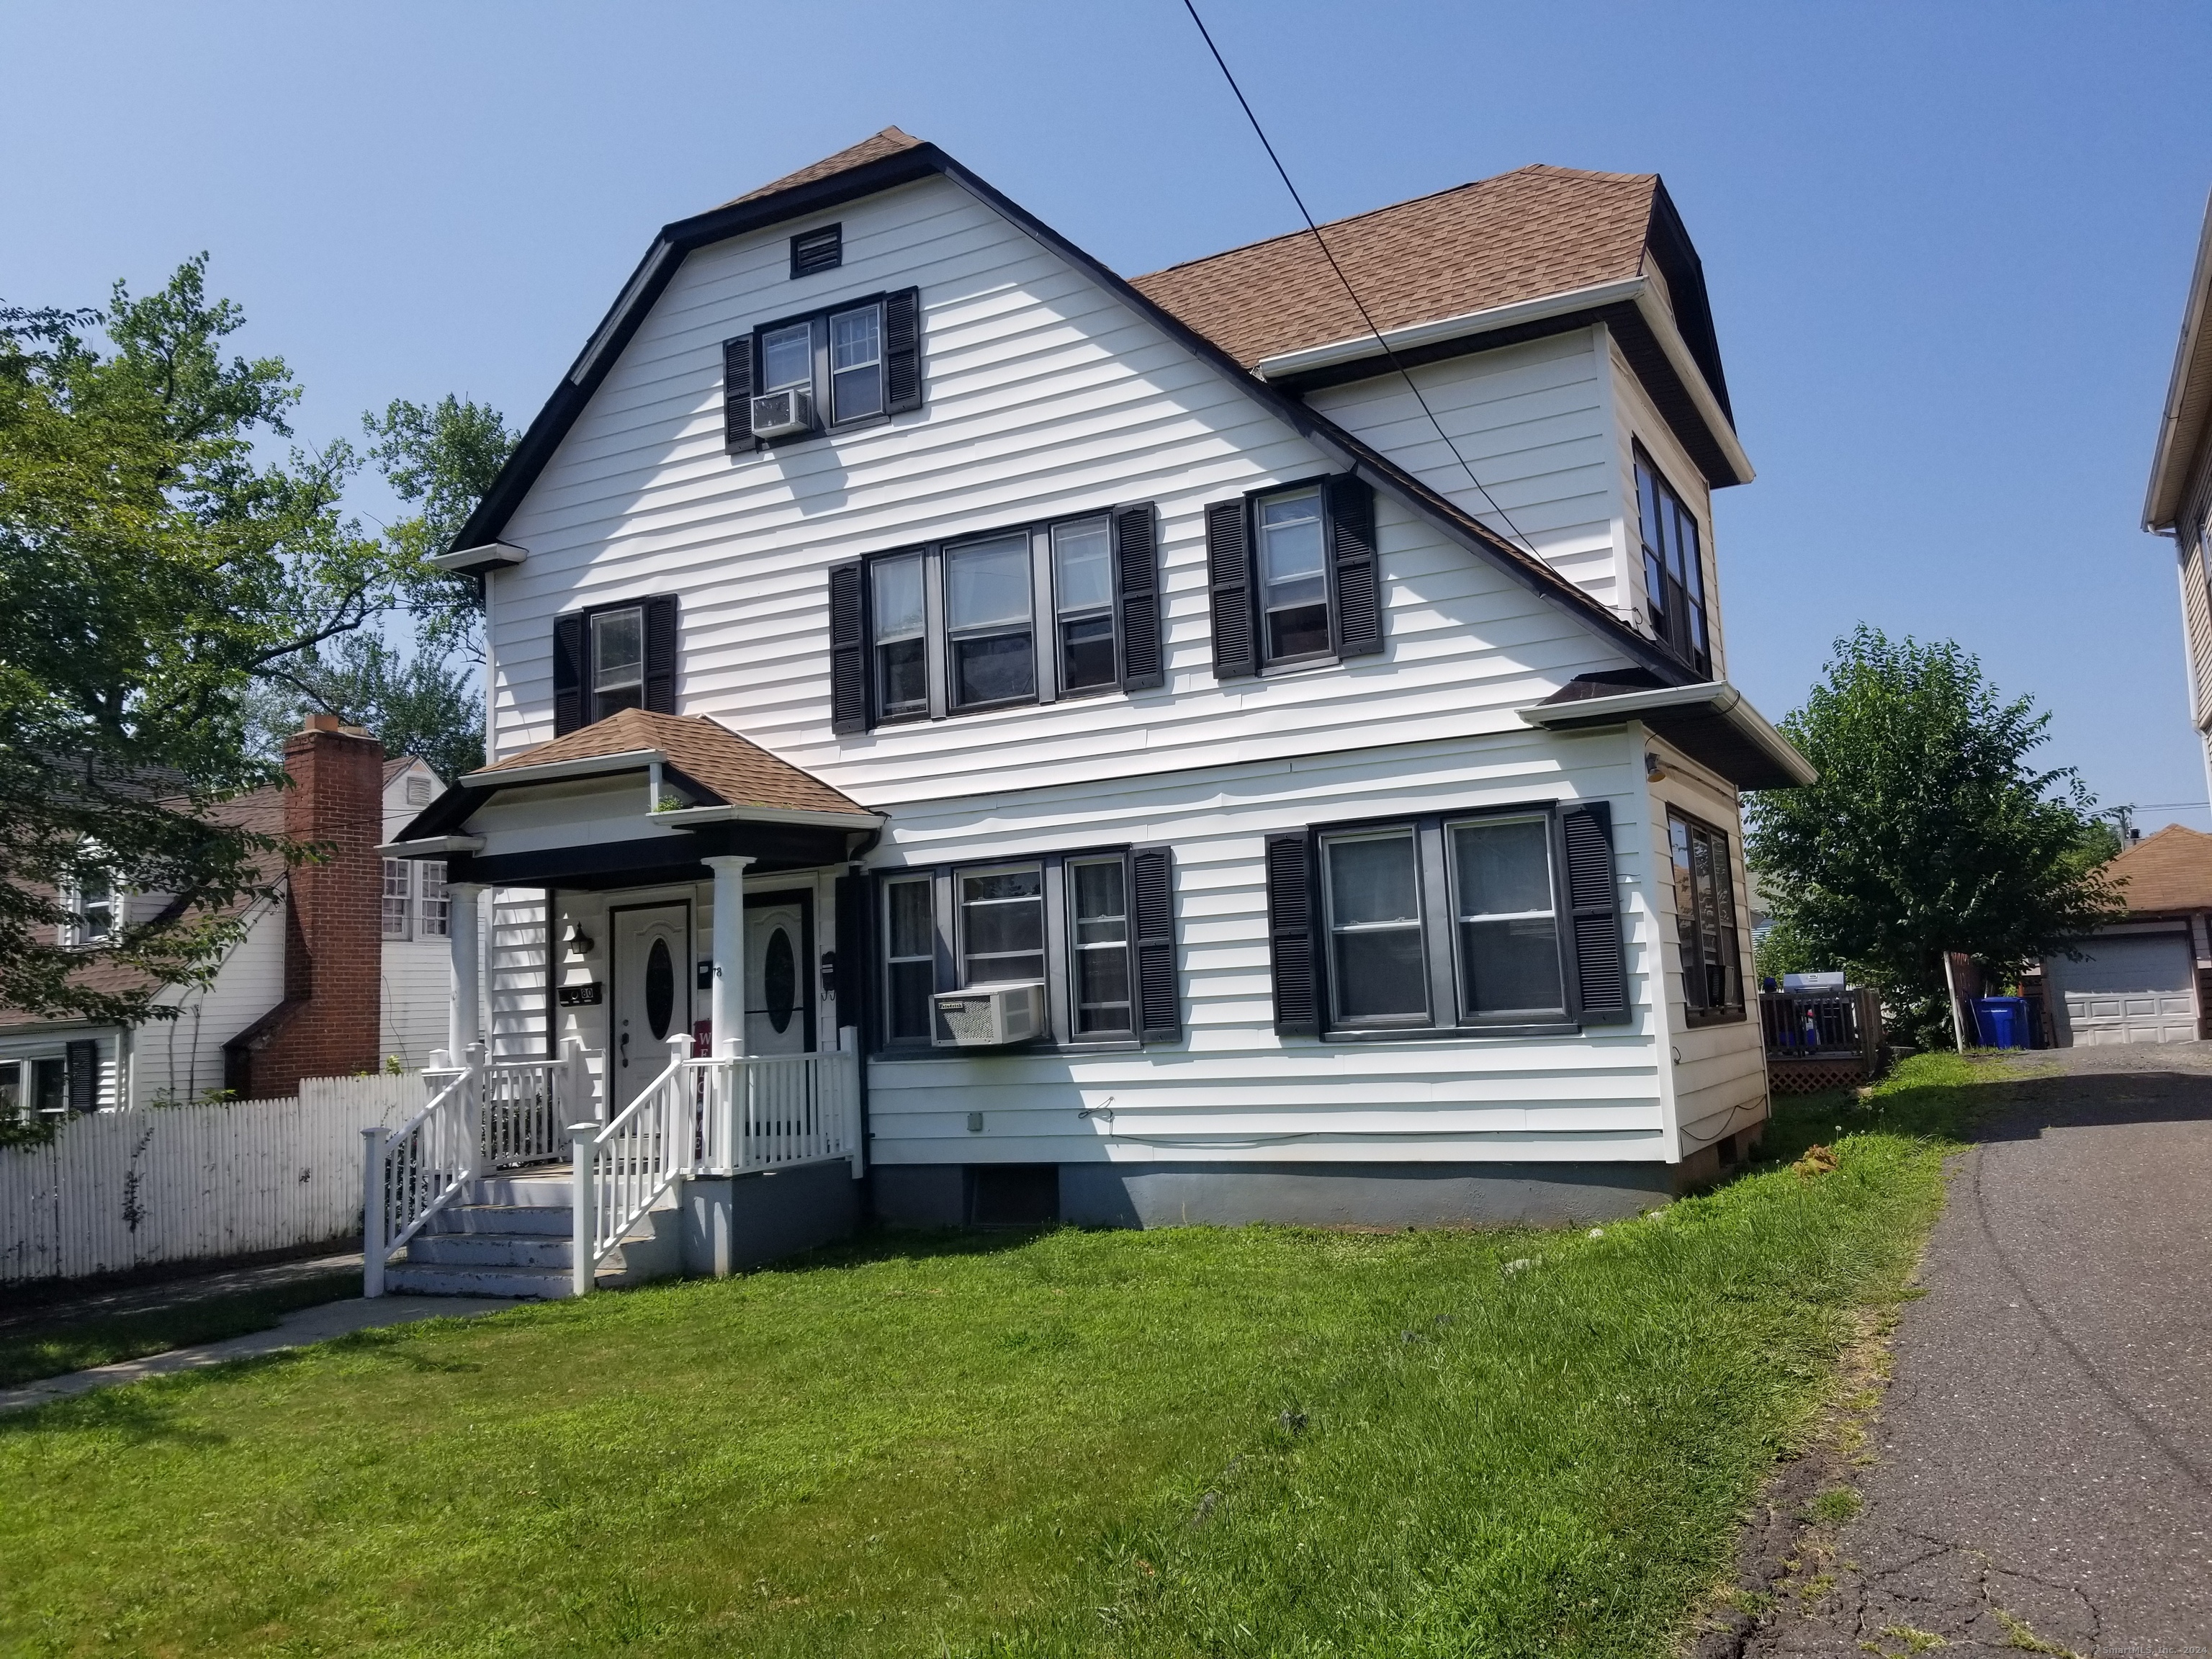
[746,896,813,1056]
[612,904,689,1110]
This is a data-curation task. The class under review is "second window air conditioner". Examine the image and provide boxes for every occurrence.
[750,386,814,438]
[932,981,1046,1047]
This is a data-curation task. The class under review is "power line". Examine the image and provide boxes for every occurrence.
[1179,0,1542,559]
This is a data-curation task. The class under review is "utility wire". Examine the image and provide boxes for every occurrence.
[1179,0,1542,559]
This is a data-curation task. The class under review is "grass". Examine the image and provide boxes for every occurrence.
[0,1052,2015,1658]
[0,1270,361,1388]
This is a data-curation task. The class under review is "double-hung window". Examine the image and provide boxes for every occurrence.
[871,553,929,721]
[1068,857,1132,1034]
[381,860,450,941]
[727,288,920,450]
[1269,804,1628,1039]
[590,606,644,719]
[1668,809,1744,1023]
[1258,487,1331,665]
[876,846,1179,1051]
[883,874,937,1043]
[1635,449,1711,676]
[831,505,1161,732]
[1320,829,1429,1025]
[944,534,1035,710]
[1050,517,1118,693]
[1204,474,1382,680]
[72,874,115,946]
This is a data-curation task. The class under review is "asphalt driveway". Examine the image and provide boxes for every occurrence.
[1751,1043,2212,1658]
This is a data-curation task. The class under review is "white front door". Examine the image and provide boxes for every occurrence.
[612,904,690,1109]
[746,899,811,1056]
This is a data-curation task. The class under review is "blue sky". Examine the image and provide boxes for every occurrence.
[6,1,2211,828]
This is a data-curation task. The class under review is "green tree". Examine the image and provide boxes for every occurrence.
[364,395,518,662]
[1746,626,2126,1044]
[249,632,484,783]
[0,258,388,1025]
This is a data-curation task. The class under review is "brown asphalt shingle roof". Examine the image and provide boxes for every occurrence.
[0,788,292,1033]
[721,127,924,209]
[478,709,870,817]
[1130,163,1660,370]
[2104,824,2212,914]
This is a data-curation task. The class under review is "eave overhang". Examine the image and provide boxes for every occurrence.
[2144,186,2212,532]
[376,835,485,859]
[1518,680,1815,791]
[431,541,528,575]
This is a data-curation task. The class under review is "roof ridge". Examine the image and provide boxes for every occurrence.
[1130,162,1655,282]
[718,126,925,210]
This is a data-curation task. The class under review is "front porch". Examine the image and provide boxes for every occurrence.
[364,1043,864,1298]
[372,709,886,1297]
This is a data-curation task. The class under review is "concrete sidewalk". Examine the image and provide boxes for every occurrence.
[0,1294,521,1415]
[1748,1045,2212,1658]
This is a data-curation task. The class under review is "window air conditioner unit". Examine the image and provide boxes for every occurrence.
[750,386,814,438]
[933,982,1046,1047]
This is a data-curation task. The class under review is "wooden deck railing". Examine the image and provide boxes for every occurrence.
[1759,986,1883,1088]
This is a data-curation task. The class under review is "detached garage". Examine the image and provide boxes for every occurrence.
[2041,827,2212,1047]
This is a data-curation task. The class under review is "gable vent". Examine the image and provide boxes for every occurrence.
[790,224,842,278]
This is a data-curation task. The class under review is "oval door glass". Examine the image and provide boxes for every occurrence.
[644,938,675,1039]
[763,927,796,1034]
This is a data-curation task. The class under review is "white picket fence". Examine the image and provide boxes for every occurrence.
[0,1073,425,1284]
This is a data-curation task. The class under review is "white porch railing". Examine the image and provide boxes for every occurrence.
[362,1039,596,1297]
[361,1059,477,1298]
[570,1033,863,1295]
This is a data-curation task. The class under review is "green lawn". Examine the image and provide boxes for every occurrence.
[0,1055,2003,1658]
[0,1270,361,1388]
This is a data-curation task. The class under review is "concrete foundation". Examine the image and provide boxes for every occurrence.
[873,1151,1735,1231]
[679,1161,861,1274]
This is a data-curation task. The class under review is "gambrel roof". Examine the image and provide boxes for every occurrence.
[446,130,1732,686]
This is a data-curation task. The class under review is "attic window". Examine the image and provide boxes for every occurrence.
[791,225,842,278]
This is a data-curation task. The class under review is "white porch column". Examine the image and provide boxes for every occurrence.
[705,856,754,1058]
[448,882,485,1059]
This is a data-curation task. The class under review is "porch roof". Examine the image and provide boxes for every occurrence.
[381,710,881,889]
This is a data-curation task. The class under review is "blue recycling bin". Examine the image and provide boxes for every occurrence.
[1973,996,2028,1049]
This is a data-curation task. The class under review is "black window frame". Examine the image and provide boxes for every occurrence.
[747,291,899,444]
[1295,804,1588,1042]
[841,503,1159,732]
[872,844,1177,1056]
[552,595,679,735]
[1206,472,1384,681]
[1667,806,1746,1025]
[1633,445,1712,678]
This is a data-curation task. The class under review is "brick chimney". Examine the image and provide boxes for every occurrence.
[224,715,385,1098]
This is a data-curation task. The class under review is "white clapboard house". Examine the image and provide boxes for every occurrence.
[372,128,1809,1296]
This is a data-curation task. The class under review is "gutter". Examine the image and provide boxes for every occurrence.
[1516,680,1816,789]
[649,803,886,830]
[1252,278,1648,379]
[376,835,486,859]
[459,748,665,788]
[2144,186,2212,531]
[431,541,527,575]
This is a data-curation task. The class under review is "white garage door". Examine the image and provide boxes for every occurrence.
[2047,933,2197,1046]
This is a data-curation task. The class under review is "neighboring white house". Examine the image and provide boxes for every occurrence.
[0,736,454,1115]
[384,129,1810,1233]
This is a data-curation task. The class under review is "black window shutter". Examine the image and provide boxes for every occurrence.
[1562,802,1629,1022]
[884,288,923,414]
[834,869,869,1039]
[552,613,587,736]
[827,560,868,733]
[642,596,679,715]
[723,336,757,452]
[1326,474,1383,658]
[1129,845,1180,1043]
[1112,502,1164,692]
[1206,499,1257,680]
[65,1040,96,1112]
[1264,832,1318,1037]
